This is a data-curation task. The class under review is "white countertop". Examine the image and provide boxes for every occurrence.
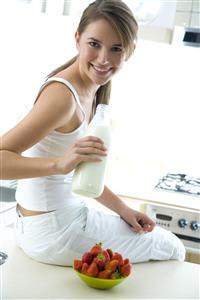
[1,227,200,299]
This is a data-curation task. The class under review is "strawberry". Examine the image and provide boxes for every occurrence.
[93,253,106,270]
[81,262,89,275]
[106,248,113,259]
[120,263,131,277]
[112,252,124,266]
[86,262,99,277]
[90,242,103,257]
[102,250,110,262]
[74,243,132,280]
[105,259,119,273]
[74,259,83,271]
[82,251,93,264]
[98,270,111,279]
[123,258,130,265]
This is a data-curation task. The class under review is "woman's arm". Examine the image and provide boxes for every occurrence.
[95,185,155,233]
[0,82,107,180]
[0,150,59,179]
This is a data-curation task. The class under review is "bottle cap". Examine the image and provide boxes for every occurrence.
[96,104,110,114]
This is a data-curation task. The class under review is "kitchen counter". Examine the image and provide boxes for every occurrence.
[105,158,200,211]
[1,228,199,299]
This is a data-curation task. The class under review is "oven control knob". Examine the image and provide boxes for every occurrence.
[190,221,200,231]
[178,219,188,228]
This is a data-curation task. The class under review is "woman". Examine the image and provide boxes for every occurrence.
[0,0,185,265]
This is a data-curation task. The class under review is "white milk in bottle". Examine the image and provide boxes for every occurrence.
[72,104,111,198]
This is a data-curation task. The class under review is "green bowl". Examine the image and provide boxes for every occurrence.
[74,269,127,290]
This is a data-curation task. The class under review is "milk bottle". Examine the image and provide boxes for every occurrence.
[72,104,111,198]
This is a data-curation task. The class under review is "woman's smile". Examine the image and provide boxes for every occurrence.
[90,63,112,76]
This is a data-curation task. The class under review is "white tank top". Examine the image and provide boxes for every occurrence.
[16,77,88,211]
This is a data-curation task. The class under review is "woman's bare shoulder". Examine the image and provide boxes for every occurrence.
[1,81,77,154]
[36,80,77,112]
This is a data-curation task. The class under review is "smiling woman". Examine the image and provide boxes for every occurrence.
[1,0,185,267]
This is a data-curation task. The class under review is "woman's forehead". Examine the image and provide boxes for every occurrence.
[81,18,122,44]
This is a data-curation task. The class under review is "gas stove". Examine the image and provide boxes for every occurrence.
[155,173,200,196]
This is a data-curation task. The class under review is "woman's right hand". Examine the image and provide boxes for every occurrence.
[54,136,107,175]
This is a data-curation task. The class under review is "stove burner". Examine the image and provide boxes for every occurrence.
[0,251,8,265]
[155,173,200,196]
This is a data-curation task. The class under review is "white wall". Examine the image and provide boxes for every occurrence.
[110,39,199,175]
[0,15,78,133]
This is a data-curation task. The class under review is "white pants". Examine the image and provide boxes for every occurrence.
[15,202,186,266]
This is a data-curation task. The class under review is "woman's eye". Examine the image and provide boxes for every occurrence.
[111,47,123,52]
[88,42,99,48]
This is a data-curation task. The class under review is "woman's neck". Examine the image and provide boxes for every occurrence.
[72,59,99,99]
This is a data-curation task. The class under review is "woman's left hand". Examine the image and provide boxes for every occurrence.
[121,206,155,233]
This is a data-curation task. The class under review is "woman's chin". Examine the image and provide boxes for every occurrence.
[89,67,113,85]
[91,74,113,86]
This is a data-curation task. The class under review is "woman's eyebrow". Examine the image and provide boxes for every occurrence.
[87,37,122,47]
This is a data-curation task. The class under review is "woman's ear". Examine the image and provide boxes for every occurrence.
[75,31,80,50]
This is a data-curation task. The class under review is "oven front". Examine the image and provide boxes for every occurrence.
[145,203,200,264]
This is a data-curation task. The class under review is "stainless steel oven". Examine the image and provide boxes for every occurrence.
[145,203,200,264]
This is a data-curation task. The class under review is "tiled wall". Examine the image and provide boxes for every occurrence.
[175,0,200,27]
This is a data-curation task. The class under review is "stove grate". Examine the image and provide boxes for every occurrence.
[155,173,200,196]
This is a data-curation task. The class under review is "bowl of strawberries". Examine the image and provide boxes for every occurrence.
[73,242,132,289]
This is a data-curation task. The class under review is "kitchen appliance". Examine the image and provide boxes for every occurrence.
[172,26,200,47]
[183,27,200,47]
[155,173,200,196]
[145,203,200,264]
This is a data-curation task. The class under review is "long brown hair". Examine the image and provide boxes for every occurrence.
[48,0,138,108]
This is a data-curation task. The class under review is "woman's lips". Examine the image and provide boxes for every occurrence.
[90,64,112,75]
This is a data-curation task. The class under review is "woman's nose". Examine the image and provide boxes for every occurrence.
[98,48,110,65]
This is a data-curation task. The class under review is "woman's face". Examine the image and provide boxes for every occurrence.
[75,18,126,86]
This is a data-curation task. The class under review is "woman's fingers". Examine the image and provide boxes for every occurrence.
[77,154,103,162]
[79,136,106,147]
[66,135,109,167]
[80,136,103,142]
[79,141,107,150]
[76,146,107,156]
[74,136,107,155]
